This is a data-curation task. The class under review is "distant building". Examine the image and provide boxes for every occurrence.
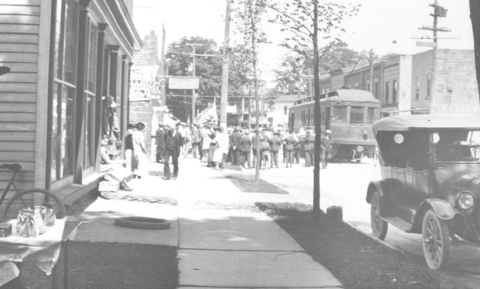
[317,48,479,117]
[267,95,306,130]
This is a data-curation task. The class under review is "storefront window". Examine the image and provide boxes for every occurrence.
[64,0,78,83]
[84,95,94,168]
[350,106,364,124]
[60,86,74,178]
[51,86,59,182]
[50,0,78,182]
[87,23,97,92]
[332,106,347,123]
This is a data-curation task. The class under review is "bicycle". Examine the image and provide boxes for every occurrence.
[0,163,66,222]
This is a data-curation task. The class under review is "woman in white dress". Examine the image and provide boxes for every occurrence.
[100,135,133,191]
[132,122,148,179]
[213,127,229,170]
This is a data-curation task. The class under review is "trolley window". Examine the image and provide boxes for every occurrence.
[320,106,325,125]
[367,107,378,124]
[332,105,347,123]
[350,106,364,124]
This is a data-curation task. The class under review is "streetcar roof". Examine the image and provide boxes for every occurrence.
[373,114,480,135]
[293,89,380,105]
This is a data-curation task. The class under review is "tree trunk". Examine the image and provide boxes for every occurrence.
[470,0,480,96]
[249,1,261,181]
[313,0,321,214]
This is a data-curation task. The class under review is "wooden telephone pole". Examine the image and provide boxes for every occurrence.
[187,43,202,123]
[418,0,450,112]
[220,0,232,129]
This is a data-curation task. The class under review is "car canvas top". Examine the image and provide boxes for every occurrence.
[373,114,480,136]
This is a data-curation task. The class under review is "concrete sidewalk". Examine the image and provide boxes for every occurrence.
[74,157,343,289]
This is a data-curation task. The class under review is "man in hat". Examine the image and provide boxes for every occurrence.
[163,122,183,180]
[229,127,243,166]
[268,132,282,168]
[251,129,260,168]
[238,129,252,169]
[293,130,302,164]
[283,131,297,168]
[303,129,315,167]
[152,124,166,163]
[191,124,201,158]
[321,129,332,169]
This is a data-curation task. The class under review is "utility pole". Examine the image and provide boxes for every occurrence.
[313,0,321,214]
[187,43,202,123]
[367,49,375,96]
[418,0,449,113]
[220,0,232,129]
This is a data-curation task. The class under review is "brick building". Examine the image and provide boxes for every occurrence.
[129,31,162,160]
[318,49,479,116]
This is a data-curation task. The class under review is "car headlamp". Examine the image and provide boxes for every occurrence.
[457,192,475,210]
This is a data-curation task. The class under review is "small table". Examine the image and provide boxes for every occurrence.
[52,217,82,289]
[0,217,82,289]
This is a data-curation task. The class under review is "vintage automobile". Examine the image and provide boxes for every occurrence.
[366,114,480,270]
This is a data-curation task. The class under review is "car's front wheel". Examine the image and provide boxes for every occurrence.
[370,191,388,240]
[422,210,450,270]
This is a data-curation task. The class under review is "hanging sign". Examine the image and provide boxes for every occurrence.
[169,77,200,89]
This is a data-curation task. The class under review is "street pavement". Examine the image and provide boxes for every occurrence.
[258,157,480,287]
[74,157,343,289]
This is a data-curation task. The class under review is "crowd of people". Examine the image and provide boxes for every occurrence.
[152,121,333,174]
[99,119,333,189]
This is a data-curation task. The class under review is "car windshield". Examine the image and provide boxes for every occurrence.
[432,130,480,163]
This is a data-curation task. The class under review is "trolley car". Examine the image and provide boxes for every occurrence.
[288,89,381,161]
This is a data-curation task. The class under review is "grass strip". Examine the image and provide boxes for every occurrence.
[256,202,471,289]
[225,174,289,194]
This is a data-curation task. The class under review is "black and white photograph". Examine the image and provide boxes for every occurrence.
[0,0,479,288]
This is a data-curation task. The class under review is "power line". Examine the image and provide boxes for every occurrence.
[379,7,429,26]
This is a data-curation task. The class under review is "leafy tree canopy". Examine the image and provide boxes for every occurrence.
[166,36,256,98]
[166,36,222,97]
[273,54,309,95]
[227,44,255,96]
[272,42,361,95]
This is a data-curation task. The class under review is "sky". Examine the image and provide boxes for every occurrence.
[132,0,474,87]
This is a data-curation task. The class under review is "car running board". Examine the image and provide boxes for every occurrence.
[382,216,413,231]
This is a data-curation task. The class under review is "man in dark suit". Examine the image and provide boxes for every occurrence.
[163,123,183,180]
[230,127,243,166]
[153,124,166,163]
[238,129,252,169]
[303,130,315,167]
[269,132,282,168]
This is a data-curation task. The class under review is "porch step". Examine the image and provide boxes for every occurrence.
[98,181,120,193]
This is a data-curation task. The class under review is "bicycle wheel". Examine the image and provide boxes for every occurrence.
[2,188,66,222]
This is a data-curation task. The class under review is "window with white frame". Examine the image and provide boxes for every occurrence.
[51,0,78,181]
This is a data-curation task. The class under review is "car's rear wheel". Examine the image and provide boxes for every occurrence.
[370,191,388,240]
[422,210,450,270]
